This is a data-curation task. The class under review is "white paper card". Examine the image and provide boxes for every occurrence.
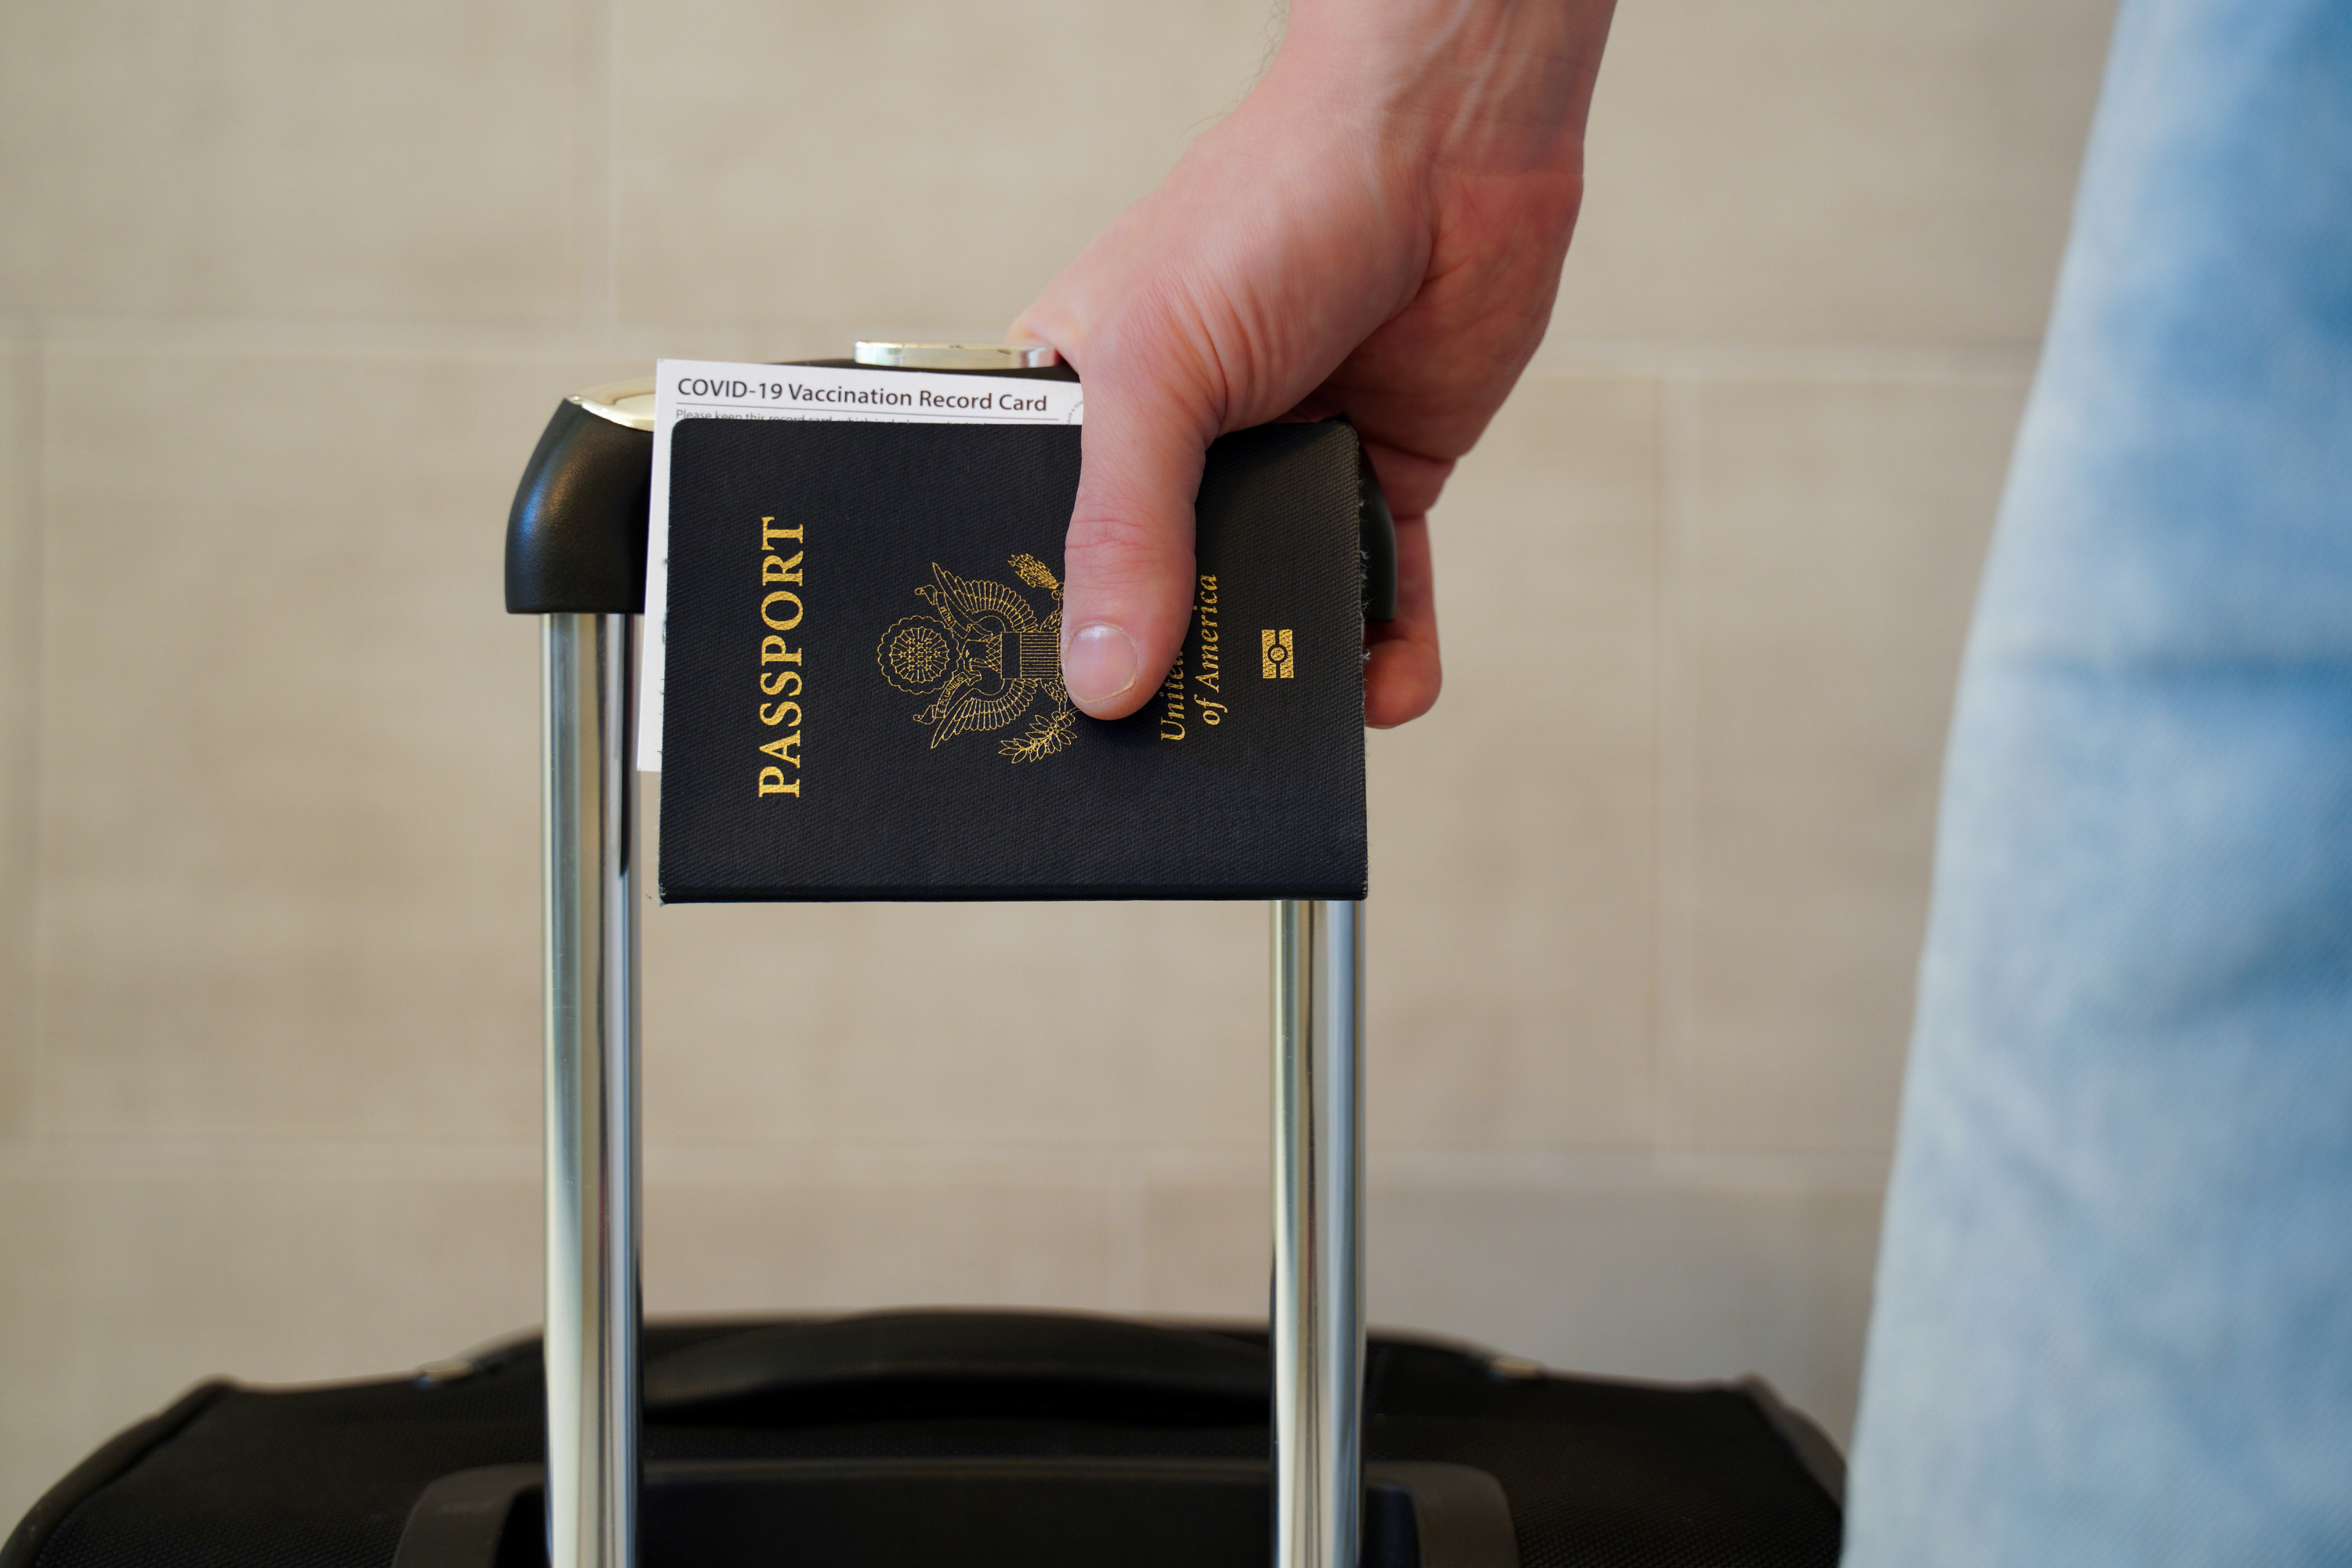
[637,358,1083,771]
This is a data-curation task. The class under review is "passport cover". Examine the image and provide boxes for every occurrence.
[657,418,1368,901]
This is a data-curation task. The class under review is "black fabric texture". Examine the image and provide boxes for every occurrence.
[20,1318,1838,1568]
[656,419,1369,901]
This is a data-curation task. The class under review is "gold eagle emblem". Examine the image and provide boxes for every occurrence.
[875,553,1076,763]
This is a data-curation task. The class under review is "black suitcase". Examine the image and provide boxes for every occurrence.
[5,1312,1842,1568]
[5,345,1845,1568]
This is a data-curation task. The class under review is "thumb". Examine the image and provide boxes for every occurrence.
[1052,340,1222,720]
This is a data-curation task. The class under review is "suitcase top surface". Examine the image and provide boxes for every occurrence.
[8,1312,1841,1568]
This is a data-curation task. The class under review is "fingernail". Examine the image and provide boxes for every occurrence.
[1062,622,1140,706]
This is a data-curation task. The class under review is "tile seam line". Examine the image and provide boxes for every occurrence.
[1647,367,1671,1181]
[19,325,48,1145]
[20,318,2039,372]
[0,1138,1892,1187]
[1653,370,1702,1165]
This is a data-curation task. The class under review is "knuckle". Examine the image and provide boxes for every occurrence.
[1063,512,1190,596]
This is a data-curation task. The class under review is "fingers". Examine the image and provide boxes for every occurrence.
[1359,439,1444,727]
[1365,510,1440,727]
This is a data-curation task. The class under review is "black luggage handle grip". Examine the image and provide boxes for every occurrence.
[504,392,654,615]
[503,368,1400,622]
[641,1310,1269,1417]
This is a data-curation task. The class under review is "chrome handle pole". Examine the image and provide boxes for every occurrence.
[542,612,641,1568]
[1272,898,1365,1568]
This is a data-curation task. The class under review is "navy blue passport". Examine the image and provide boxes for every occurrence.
[656,418,1367,901]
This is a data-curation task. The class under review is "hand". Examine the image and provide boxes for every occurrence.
[1013,0,1616,727]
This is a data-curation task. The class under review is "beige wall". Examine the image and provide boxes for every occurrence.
[0,0,2116,1519]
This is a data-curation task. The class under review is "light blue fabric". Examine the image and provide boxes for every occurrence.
[1840,0,2352,1562]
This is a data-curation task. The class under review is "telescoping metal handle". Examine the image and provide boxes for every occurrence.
[509,380,652,1568]
[506,355,1369,1568]
[539,611,641,1568]
[1273,899,1367,1568]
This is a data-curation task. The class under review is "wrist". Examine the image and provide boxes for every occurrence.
[1266,0,1610,178]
